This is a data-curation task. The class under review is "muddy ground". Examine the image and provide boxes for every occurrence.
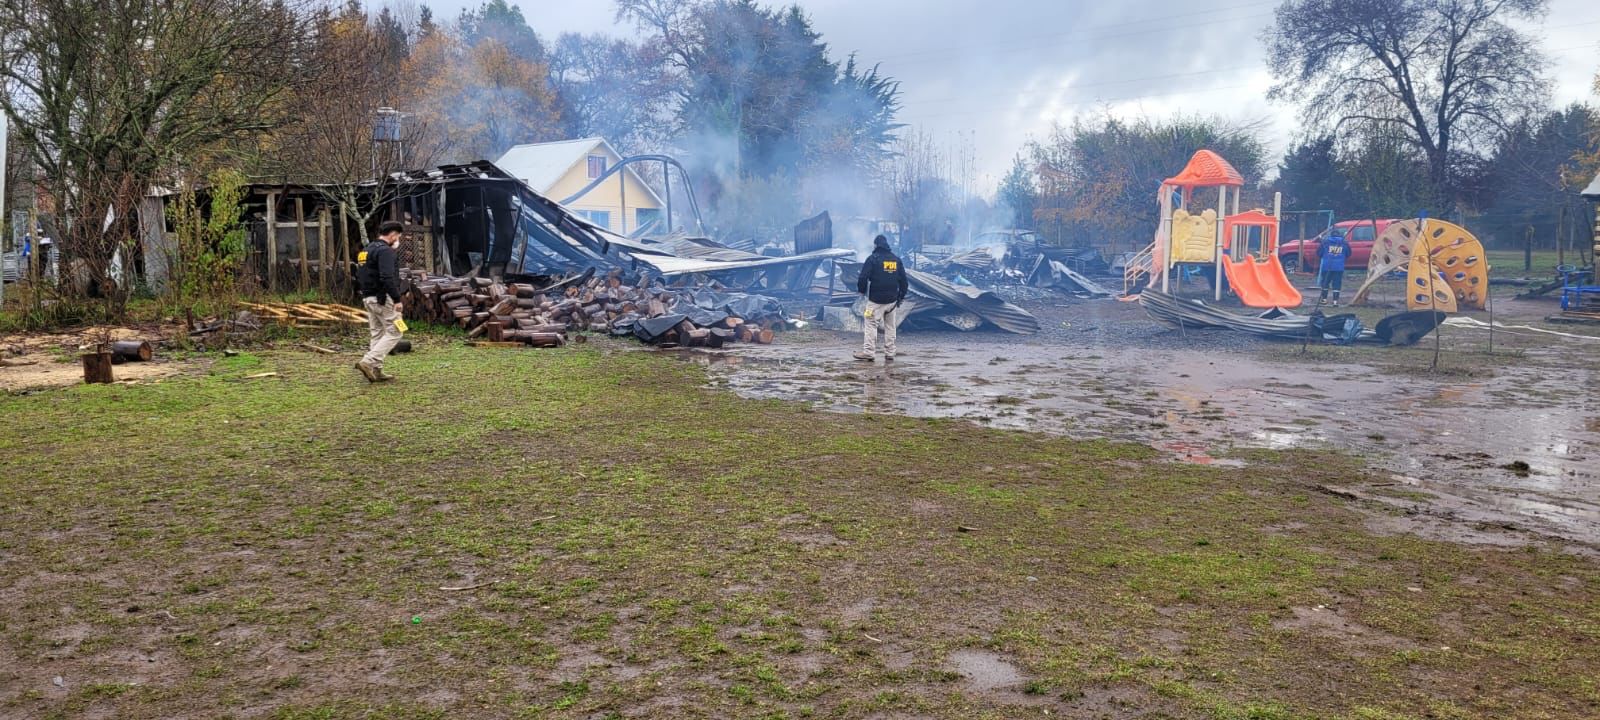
[3,291,1599,718]
[683,288,1600,550]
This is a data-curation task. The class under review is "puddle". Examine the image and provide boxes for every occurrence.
[947,649,1023,692]
[675,319,1600,546]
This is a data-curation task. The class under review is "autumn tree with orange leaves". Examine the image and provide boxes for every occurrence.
[401,0,565,161]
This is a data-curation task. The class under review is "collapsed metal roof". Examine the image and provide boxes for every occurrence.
[407,160,852,292]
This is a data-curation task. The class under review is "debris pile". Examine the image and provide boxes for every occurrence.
[1139,290,1444,346]
[828,265,1041,335]
[401,270,787,348]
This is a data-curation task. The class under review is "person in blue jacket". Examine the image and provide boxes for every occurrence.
[1318,229,1350,306]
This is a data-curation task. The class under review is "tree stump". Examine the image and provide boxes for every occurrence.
[81,352,114,384]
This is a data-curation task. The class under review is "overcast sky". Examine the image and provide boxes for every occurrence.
[414,0,1600,193]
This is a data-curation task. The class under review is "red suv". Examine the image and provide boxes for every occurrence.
[1278,219,1398,272]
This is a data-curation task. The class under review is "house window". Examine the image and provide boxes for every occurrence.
[586,156,607,179]
[635,208,663,233]
[577,210,611,229]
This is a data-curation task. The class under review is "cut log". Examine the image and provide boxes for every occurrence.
[110,340,153,363]
[527,332,565,348]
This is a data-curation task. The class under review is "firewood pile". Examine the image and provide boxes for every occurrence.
[400,269,786,348]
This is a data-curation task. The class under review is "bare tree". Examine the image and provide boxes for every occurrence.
[0,0,313,315]
[279,10,446,250]
[1264,0,1550,209]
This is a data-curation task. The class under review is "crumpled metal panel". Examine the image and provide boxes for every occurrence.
[630,248,855,278]
[905,268,1040,335]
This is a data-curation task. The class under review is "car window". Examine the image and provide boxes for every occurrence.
[1349,224,1377,242]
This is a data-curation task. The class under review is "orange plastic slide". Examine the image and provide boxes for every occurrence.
[1221,256,1303,309]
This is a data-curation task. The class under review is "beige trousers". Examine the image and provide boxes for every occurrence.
[361,297,404,369]
[862,300,898,357]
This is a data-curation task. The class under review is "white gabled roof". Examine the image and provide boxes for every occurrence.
[496,137,605,195]
[1584,170,1600,201]
[495,137,665,208]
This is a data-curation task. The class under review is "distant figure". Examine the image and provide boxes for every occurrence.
[356,221,406,382]
[36,233,52,277]
[855,234,908,363]
[1318,229,1349,306]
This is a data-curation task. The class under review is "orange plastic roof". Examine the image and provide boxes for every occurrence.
[1223,209,1276,226]
[1163,149,1244,188]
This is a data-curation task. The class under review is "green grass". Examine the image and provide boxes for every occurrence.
[0,340,1595,718]
[1484,250,1577,277]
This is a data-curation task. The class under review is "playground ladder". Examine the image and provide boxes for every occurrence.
[1124,241,1155,294]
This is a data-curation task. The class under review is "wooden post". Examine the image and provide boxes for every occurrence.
[437,185,448,275]
[1524,225,1533,272]
[422,216,434,274]
[319,206,330,292]
[619,164,628,235]
[295,197,308,291]
[265,191,279,292]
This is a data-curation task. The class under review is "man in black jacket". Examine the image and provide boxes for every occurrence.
[855,234,908,362]
[355,221,406,382]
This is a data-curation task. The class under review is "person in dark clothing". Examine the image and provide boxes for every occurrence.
[1318,229,1350,306]
[356,221,406,382]
[855,234,908,362]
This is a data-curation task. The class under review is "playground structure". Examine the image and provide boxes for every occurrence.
[1125,150,1301,309]
[1350,219,1488,312]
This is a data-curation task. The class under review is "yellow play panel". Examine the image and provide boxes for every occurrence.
[1355,219,1487,310]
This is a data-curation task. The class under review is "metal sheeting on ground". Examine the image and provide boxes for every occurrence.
[906,268,1040,335]
[1028,256,1115,297]
[1140,290,1365,343]
[1139,290,1446,346]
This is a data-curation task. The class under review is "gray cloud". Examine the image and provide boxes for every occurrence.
[414,0,1600,189]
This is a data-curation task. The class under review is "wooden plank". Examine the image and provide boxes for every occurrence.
[465,341,527,348]
[295,198,308,291]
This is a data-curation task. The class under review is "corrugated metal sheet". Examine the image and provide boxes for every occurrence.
[633,248,855,278]
[905,268,1040,335]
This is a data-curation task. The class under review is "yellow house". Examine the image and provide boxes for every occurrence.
[495,137,666,236]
